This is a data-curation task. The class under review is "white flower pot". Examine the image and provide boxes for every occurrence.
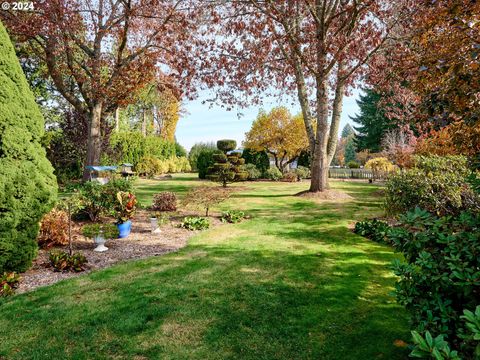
[150,217,161,234]
[93,234,108,252]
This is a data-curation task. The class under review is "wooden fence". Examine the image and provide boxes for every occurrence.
[328,168,391,180]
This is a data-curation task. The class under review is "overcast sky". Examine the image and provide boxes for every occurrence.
[176,88,362,151]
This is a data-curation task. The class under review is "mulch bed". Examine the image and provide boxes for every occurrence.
[16,210,223,294]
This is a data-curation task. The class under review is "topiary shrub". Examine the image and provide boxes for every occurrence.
[216,139,237,153]
[385,155,479,216]
[265,167,282,181]
[207,141,247,187]
[0,22,57,273]
[152,192,177,212]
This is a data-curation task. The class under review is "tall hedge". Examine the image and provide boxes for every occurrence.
[109,131,176,165]
[0,22,57,273]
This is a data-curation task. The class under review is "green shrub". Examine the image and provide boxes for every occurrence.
[188,142,217,171]
[347,161,360,168]
[71,179,134,221]
[207,144,247,187]
[0,23,58,273]
[136,156,163,178]
[49,250,87,272]
[385,155,479,216]
[390,208,480,357]
[244,164,261,180]
[241,148,270,173]
[353,219,390,244]
[265,167,282,181]
[216,139,237,152]
[221,210,245,224]
[152,192,177,212]
[0,272,20,297]
[178,217,210,231]
[197,149,218,179]
[294,166,311,180]
[109,132,175,165]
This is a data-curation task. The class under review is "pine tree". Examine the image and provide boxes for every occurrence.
[351,89,395,153]
[0,21,57,273]
[344,138,357,164]
[341,123,355,138]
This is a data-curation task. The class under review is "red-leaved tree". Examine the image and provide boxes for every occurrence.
[1,0,205,178]
[204,0,411,192]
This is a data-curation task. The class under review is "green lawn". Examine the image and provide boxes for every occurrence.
[0,175,409,359]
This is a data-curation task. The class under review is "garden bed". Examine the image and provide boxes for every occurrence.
[17,210,223,294]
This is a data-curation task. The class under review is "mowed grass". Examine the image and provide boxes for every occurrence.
[0,175,410,359]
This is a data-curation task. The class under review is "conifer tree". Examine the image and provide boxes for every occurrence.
[0,21,57,273]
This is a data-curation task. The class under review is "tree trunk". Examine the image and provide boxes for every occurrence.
[83,101,103,180]
[309,76,330,192]
[327,64,345,166]
[142,109,147,137]
[115,107,120,132]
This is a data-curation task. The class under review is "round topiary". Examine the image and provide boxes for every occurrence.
[217,139,237,153]
[212,153,228,163]
[0,21,57,273]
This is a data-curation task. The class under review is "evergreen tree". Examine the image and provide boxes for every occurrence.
[351,89,395,153]
[341,123,355,138]
[242,148,270,174]
[344,138,357,164]
[0,21,57,273]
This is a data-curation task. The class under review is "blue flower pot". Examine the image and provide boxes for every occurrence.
[117,220,132,238]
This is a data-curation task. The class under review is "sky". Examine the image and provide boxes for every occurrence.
[176,88,362,151]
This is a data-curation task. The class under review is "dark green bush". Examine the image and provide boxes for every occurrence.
[207,144,247,187]
[179,217,210,231]
[353,219,390,244]
[385,155,479,216]
[197,149,218,179]
[0,23,57,273]
[188,142,217,171]
[241,148,270,174]
[216,139,237,152]
[49,250,88,272]
[390,207,480,357]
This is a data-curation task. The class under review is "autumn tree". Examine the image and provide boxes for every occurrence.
[207,1,409,192]
[1,0,205,178]
[244,107,309,173]
[368,1,479,155]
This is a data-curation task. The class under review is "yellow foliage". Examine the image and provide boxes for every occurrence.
[244,107,309,163]
[365,157,395,173]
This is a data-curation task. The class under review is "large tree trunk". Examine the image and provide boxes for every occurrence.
[327,71,345,165]
[83,101,103,180]
[310,76,330,192]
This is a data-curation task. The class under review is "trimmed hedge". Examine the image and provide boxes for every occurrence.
[0,22,57,273]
